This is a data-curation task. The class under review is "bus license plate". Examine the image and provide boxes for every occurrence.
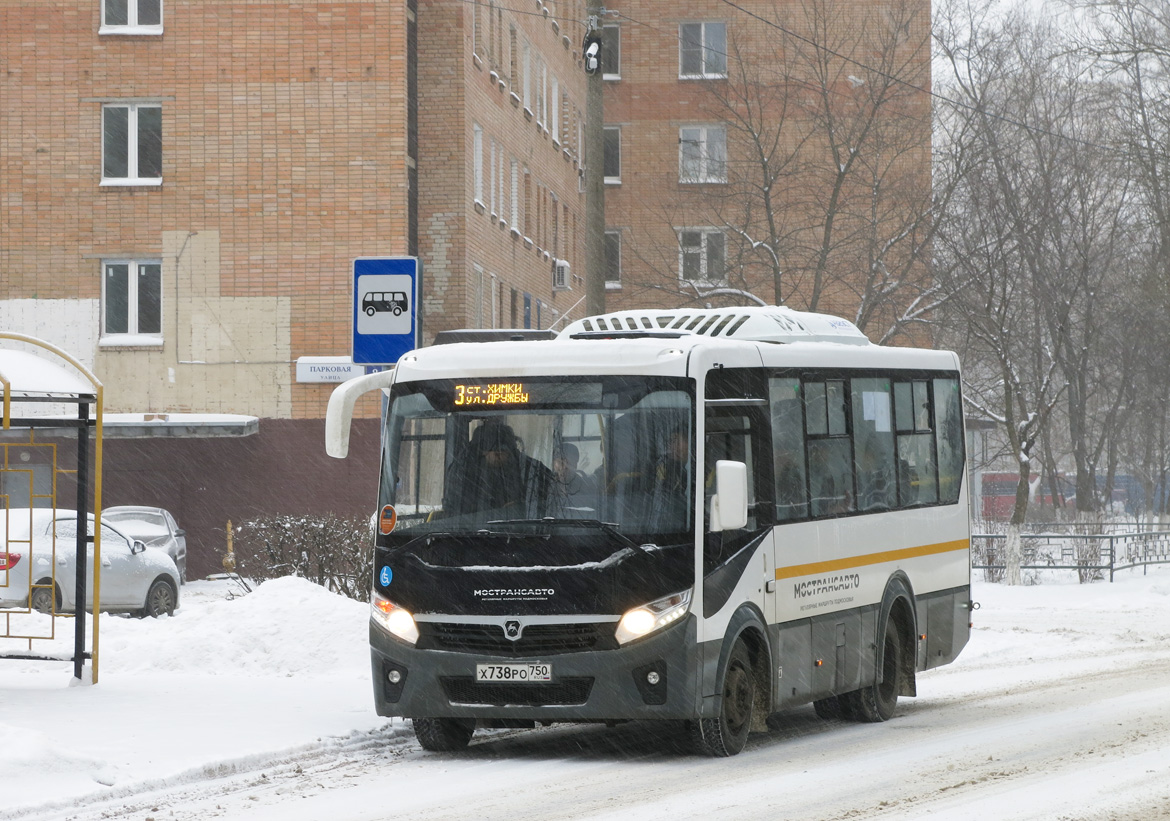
[475,663,552,682]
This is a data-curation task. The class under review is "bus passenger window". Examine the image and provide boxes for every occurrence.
[808,438,853,517]
[769,377,807,520]
[805,379,854,518]
[894,380,938,506]
[934,378,964,504]
[851,379,896,511]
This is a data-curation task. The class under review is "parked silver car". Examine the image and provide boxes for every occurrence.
[0,509,180,617]
[102,506,187,583]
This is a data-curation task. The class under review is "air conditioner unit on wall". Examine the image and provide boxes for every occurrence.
[553,259,571,291]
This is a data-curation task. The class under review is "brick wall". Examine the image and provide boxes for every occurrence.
[1,0,410,419]
[417,0,588,339]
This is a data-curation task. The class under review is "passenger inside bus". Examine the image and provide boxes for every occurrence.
[446,421,555,518]
[551,443,597,514]
[650,427,693,530]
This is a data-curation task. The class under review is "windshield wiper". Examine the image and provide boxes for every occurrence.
[484,517,652,553]
[395,530,518,552]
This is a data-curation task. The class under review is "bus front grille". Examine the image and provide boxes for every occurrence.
[419,622,616,655]
[440,676,594,706]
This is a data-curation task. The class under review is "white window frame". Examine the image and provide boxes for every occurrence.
[473,123,485,206]
[100,0,163,35]
[522,41,533,113]
[510,158,520,229]
[604,126,622,185]
[100,258,164,345]
[498,149,507,225]
[101,103,163,186]
[489,138,499,217]
[602,23,621,80]
[679,125,727,183]
[678,228,726,285]
[605,230,623,289]
[536,57,547,128]
[551,75,561,144]
[679,21,727,79]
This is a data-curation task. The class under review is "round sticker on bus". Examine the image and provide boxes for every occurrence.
[378,505,398,535]
[379,566,393,586]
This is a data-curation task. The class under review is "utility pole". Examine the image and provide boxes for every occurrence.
[584,6,606,317]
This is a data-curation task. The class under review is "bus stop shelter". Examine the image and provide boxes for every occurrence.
[0,333,104,683]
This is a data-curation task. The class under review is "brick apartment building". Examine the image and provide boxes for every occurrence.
[0,0,588,576]
[1,0,931,578]
[600,0,933,335]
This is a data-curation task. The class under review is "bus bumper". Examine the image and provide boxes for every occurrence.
[369,615,701,721]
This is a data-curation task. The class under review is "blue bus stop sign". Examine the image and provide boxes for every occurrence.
[352,257,419,365]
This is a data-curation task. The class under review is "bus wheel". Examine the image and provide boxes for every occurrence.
[413,717,475,752]
[848,617,902,723]
[365,306,376,316]
[695,640,754,756]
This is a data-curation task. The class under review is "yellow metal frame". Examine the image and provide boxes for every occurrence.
[0,333,104,683]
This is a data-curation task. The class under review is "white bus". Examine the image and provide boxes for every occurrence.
[326,306,971,756]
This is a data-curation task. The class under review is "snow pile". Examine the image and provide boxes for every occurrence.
[98,576,371,677]
[0,577,392,815]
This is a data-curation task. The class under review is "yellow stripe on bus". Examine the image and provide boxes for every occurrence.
[775,539,970,581]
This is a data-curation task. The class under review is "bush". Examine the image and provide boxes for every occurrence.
[232,513,374,602]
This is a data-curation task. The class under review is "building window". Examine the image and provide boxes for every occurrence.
[551,75,561,143]
[604,126,621,184]
[602,23,621,80]
[679,229,725,284]
[680,22,727,79]
[473,123,484,205]
[101,0,162,33]
[510,158,520,228]
[509,26,518,87]
[102,104,162,185]
[605,230,622,288]
[535,57,547,127]
[103,260,162,339]
[522,40,532,112]
[679,125,726,183]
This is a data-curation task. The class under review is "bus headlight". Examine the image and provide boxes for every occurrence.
[371,591,420,645]
[615,589,692,645]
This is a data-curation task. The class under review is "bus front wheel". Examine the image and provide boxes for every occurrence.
[413,717,475,752]
[365,306,376,316]
[694,639,754,756]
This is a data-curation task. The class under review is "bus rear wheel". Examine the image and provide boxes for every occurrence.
[694,639,754,756]
[844,617,902,722]
[413,717,475,752]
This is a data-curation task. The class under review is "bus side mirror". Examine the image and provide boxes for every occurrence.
[325,368,396,458]
[709,460,749,531]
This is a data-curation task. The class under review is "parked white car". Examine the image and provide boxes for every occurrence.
[0,509,180,617]
[102,506,188,584]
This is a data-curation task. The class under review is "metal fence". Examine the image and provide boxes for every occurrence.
[972,527,1170,582]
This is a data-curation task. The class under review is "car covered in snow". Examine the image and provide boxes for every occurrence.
[0,508,180,617]
[102,505,188,583]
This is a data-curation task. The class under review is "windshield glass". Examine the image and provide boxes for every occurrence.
[380,375,695,541]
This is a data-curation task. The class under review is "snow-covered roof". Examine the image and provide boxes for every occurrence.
[557,305,871,346]
[0,349,95,398]
[103,413,260,439]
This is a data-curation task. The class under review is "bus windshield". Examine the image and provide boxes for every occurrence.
[380,375,695,542]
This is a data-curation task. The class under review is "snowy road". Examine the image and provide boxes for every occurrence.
[3,572,1170,821]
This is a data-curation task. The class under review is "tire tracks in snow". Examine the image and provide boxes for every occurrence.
[13,644,1170,820]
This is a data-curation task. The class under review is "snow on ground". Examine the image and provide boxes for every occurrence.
[1,567,1169,820]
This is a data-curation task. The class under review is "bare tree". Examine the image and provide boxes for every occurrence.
[934,7,1081,582]
[1072,0,1170,522]
[616,0,940,341]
